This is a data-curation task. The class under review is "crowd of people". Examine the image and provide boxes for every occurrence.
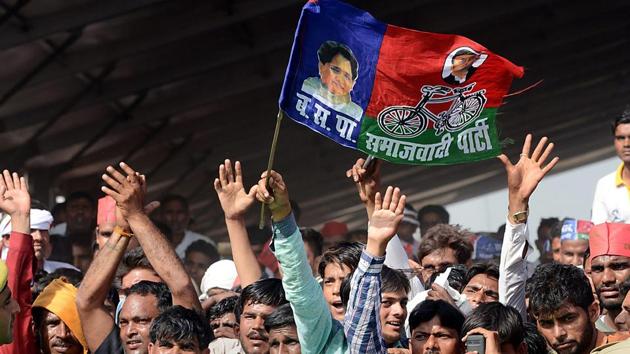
[0,113,630,354]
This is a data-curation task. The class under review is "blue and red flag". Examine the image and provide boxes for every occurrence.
[279,0,524,165]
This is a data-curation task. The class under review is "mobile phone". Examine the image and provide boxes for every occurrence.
[465,334,485,354]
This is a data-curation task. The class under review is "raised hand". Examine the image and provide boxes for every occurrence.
[346,157,382,219]
[366,186,406,257]
[255,170,291,222]
[101,162,146,220]
[213,160,257,220]
[0,170,31,234]
[0,170,30,216]
[498,134,559,222]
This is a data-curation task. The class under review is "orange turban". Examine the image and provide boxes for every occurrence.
[32,278,88,353]
[589,223,630,261]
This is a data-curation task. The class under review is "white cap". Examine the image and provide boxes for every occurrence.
[199,260,239,300]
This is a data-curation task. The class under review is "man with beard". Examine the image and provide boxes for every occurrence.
[528,263,603,354]
[77,162,200,354]
[589,223,630,335]
[33,278,88,354]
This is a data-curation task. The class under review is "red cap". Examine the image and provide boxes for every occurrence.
[97,196,116,226]
[320,221,348,238]
[589,223,630,261]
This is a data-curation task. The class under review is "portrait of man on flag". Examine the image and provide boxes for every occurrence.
[301,40,363,122]
[442,47,488,85]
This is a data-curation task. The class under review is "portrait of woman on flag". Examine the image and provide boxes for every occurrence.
[301,40,364,121]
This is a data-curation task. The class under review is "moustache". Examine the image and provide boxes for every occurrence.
[596,283,620,292]
[247,330,268,342]
[50,337,78,347]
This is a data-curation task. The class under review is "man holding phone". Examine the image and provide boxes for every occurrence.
[461,302,527,354]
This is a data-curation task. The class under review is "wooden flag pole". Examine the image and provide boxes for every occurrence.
[259,110,284,229]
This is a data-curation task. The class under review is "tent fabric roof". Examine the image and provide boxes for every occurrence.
[1,0,629,237]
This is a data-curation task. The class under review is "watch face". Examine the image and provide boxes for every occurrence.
[513,212,528,223]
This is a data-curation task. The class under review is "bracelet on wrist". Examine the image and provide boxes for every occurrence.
[114,226,134,238]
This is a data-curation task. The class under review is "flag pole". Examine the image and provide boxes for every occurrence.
[259,110,284,229]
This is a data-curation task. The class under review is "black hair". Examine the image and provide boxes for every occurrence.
[550,218,569,239]
[208,295,239,322]
[235,278,287,320]
[318,241,364,279]
[317,40,359,80]
[528,263,594,318]
[538,217,560,238]
[33,269,83,300]
[185,239,220,264]
[264,303,296,332]
[417,224,473,265]
[408,300,464,336]
[160,194,189,211]
[340,273,353,309]
[68,191,95,207]
[522,322,548,354]
[246,225,272,246]
[462,302,524,348]
[583,248,591,268]
[150,305,213,349]
[381,265,410,295]
[426,264,468,291]
[611,105,630,134]
[115,247,156,289]
[300,228,324,258]
[126,281,172,313]
[30,199,50,212]
[464,263,499,290]
[417,205,450,224]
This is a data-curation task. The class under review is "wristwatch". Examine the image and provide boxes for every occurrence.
[511,210,529,224]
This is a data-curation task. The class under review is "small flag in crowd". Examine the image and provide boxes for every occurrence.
[561,218,594,241]
[279,0,524,165]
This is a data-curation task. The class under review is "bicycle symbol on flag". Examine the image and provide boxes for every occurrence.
[376,83,487,138]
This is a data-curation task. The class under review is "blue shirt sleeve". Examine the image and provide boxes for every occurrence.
[344,249,387,354]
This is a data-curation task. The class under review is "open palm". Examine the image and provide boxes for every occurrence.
[367,186,405,244]
[498,134,559,201]
[0,170,30,216]
[214,160,257,220]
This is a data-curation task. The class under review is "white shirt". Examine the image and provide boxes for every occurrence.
[43,259,79,273]
[175,230,215,258]
[592,164,630,224]
[499,218,530,321]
